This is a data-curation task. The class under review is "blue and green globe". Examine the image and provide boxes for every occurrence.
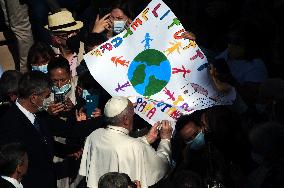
[128,49,171,96]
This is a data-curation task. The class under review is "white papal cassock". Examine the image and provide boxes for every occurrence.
[79,125,171,188]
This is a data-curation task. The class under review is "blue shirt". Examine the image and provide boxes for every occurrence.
[216,49,268,84]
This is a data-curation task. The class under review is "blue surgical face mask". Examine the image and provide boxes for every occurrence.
[187,131,205,150]
[113,20,126,34]
[82,89,90,100]
[52,83,71,94]
[32,64,48,74]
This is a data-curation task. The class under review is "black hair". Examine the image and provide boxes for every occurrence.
[0,70,23,98]
[120,173,136,187]
[47,55,71,75]
[175,111,203,132]
[98,172,128,188]
[250,122,284,160]
[203,106,251,167]
[18,71,53,99]
[77,71,101,93]
[203,106,238,142]
[95,0,146,20]
[109,0,135,19]
[0,143,26,176]
[84,33,107,53]
[210,58,237,86]
[77,71,111,110]
[27,42,55,70]
[173,170,203,188]
[227,19,263,60]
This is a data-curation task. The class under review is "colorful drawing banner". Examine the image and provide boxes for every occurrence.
[84,0,236,125]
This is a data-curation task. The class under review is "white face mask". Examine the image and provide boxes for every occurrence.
[113,20,127,34]
[42,97,52,110]
[52,83,71,95]
[36,103,45,112]
[33,96,49,112]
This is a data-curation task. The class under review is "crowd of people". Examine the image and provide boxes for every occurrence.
[0,0,284,188]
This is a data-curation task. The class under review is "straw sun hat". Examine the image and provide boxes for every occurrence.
[45,10,83,32]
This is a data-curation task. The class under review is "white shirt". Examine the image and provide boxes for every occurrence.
[79,126,171,188]
[1,176,23,188]
[16,101,35,124]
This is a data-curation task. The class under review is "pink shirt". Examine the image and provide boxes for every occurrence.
[67,53,78,77]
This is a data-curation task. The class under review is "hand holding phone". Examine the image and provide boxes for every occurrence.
[84,94,99,119]
[54,93,65,104]
[64,98,74,112]
[47,102,65,116]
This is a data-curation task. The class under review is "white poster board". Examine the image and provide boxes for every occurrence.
[84,0,236,125]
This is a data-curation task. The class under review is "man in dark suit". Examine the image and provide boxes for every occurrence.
[0,71,57,188]
[0,71,106,188]
[0,143,28,188]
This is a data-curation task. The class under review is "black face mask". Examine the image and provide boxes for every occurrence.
[66,34,81,54]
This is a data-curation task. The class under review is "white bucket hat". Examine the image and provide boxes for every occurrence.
[45,10,83,32]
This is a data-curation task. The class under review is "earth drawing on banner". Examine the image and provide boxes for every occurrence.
[128,49,171,96]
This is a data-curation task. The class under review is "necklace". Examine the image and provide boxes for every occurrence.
[107,127,128,135]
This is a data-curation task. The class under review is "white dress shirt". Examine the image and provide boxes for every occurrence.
[79,125,171,188]
[1,176,23,188]
[16,100,35,124]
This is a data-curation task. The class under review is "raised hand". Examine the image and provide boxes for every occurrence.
[92,13,112,33]
[160,120,173,139]
[91,108,102,118]
[75,107,87,122]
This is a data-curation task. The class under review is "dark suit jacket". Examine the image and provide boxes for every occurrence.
[0,177,16,188]
[0,103,105,187]
[0,104,56,188]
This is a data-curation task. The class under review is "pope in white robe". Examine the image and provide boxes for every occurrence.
[79,97,172,188]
